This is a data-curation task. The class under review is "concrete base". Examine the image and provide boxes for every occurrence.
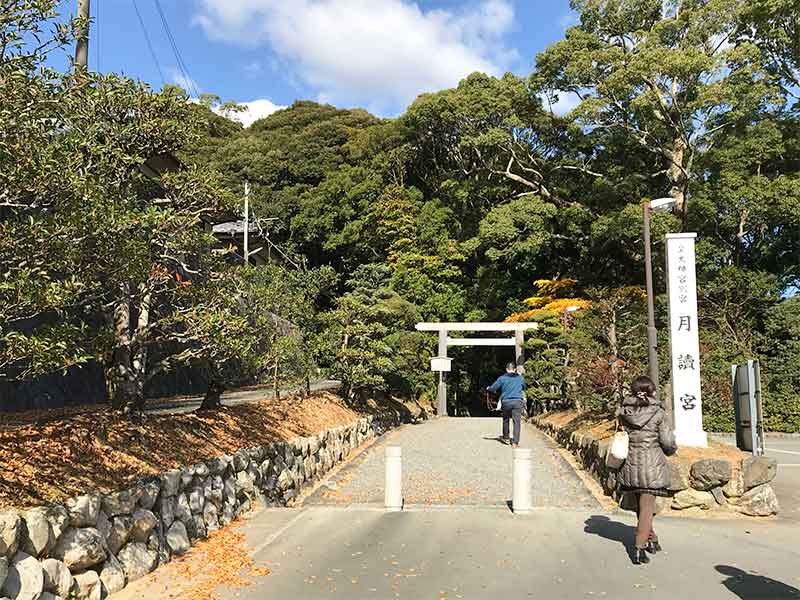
[675,428,708,448]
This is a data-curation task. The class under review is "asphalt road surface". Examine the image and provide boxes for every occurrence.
[116,420,800,600]
[144,379,341,416]
[117,506,800,600]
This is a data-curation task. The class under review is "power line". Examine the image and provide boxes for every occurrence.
[152,0,200,97]
[132,0,166,86]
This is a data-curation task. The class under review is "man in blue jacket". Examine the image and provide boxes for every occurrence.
[487,362,526,448]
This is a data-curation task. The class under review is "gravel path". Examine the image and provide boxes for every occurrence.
[305,417,598,508]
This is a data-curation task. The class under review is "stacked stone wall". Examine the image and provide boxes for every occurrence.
[0,412,404,600]
[532,416,779,517]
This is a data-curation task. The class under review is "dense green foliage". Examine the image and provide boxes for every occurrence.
[2,1,798,429]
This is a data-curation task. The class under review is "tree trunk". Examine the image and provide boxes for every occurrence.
[607,309,622,406]
[199,377,225,411]
[669,134,688,218]
[305,375,311,398]
[105,285,137,410]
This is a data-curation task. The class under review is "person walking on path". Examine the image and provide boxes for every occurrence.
[487,362,526,448]
[617,375,677,565]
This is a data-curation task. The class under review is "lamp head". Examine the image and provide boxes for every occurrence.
[649,197,678,213]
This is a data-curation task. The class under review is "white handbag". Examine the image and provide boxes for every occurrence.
[606,421,629,470]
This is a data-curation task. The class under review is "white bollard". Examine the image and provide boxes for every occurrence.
[512,447,534,514]
[384,446,403,511]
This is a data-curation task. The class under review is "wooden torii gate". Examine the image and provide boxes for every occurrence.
[415,322,539,416]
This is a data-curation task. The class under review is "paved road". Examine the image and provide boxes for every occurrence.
[304,418,598,509]
[145,379,341,416]
[115,420,800,600]
[710,434,800,524]
[118,506,800,600]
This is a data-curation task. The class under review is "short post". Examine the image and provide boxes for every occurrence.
[512,448,533,514]
[384,446,403,512]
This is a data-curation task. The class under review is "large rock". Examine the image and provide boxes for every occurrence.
[102,489,142,518]
[206,456,229,476]
[106,516,134,556]
[671,488,715,510]
[41,558,73,598]
[277,470,293,492]
[690,459,732,491]
[130,510,158,544]
[66,496,100,528]
[192,462,210,478]
[72,569,101,600]
[722,469,745,498]
[236,471,255,496]
[158,496,176,529]
[233,450,249,472]
[0,552,43,600]
[0,511,21,559]
[175,494,192,523]
[742,456,778,490]
[666,460,690,491]
[19,508,52,558]
[188,489,205,514]
[137,479,161,511]
[165,522,190,556]
[50,528,106,571]
[0,557,6,591]
[99,554,126,596]
[203,504,219,533]
[161,470,181,498]
[117,543,157,583]
[737,484,780,517]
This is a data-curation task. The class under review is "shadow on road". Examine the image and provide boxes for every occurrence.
[583,515,635,561]
[716,565,800,599]
[482,435,509,445]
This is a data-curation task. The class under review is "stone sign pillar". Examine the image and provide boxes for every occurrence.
[666,233,708,447]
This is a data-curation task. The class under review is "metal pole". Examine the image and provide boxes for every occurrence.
[437,329,448,417]
[512,448,533,514]
[515,329,524,373]
[384,446,402,511]
[643,202,660,396]
[75,0,90,70]
[243,181,250,265]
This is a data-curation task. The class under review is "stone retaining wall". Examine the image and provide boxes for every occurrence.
[0,412,405,600]
[532,416,780,518]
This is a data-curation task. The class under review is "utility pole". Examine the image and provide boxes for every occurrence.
[243,181,250,265]
[75,0,91,70]
[642,201,660,396]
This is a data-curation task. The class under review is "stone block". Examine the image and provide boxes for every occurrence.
[671,488,715,510]
[137,478,161,510]
[690,459,732,491]
[722,469,745,498]
[0,551,43,600]
[102,488,142,518]
[667,460,690,492]
[99,554,126,596]
[106,516,134,556]
[161,470,181,498]
[0,511,21,559]
[130,510,158,544]
[72,569,101,600]
[166,522,190,556]
[742,456,778,490]
[41,558,73,598]
[50,528,106,571]
[736,484,780,517]
[116,543,157,583]
[66,496,101,528]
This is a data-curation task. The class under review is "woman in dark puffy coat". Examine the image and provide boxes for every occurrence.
[617,375,677,565]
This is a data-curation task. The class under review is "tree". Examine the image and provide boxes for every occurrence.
[535,0,780,220]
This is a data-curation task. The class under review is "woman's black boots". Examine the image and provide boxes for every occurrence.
[633,548,651,565]
[646,540,662,554]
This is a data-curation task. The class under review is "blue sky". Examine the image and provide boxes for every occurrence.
[56,0,576,125]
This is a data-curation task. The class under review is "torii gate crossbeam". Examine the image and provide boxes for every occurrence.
[415,322,539,416]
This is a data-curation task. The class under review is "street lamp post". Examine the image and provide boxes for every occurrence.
[642,197,678,398]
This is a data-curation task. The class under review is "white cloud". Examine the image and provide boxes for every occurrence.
[222,99,287,127]
[558,12,579,30]
[243,60,263,77]
[540,91,581,116]
[193,0,516,113]
[168,67,201,96]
